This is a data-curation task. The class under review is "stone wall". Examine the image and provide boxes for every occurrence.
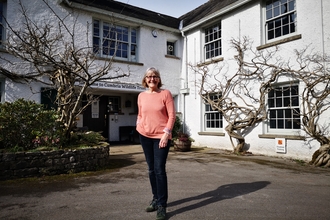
[0,146,110,181]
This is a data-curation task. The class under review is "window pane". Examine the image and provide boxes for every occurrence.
[285,119,292,129]
[276,97,282,107]
[293,119,300,129]
[278,119,284,128]
[277,109,283,118]
[270,119,276,128]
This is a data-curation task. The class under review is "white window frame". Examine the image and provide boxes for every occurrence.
[266,82,301,134]
[93,19,138,62]
[204,22,222,61]
[202,94,223,132]
[263,0,297,43]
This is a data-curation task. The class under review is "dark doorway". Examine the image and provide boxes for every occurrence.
[83,96,109,140]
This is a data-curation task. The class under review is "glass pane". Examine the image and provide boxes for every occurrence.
[293,119,300,129]
[283,24,289,35]
[93,20,100,37]
[276,98,282,107]
[293,108,300,118]
[268,89,274,97]
[285,119,292,129]
[288,0,295,11]
[291,97,298,106]
[281,3,288,14]
[284,97,290,106]
[278,119,284,128]
[268,30,274,40]
[277,109,283,118]
[291,85,298,95]
[283,87,290,96]
[285,109,292,118]
[266,9,273,20]
[269,98,274,107]
[270,119,276,128]
[270,110,276,118]
[275,88,282,97]
[274,6,280,17]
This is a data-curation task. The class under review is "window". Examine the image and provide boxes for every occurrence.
[108,96,121,113]
[0,1,6,46]
[93,20,137,62]
[265,0,296,41]
[268,84,300,130]
[203,94,223,131]
[167,41,175,56]
[204,23,222,60]
[41,88,57,110]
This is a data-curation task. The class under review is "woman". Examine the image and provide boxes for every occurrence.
[136,67,176,220]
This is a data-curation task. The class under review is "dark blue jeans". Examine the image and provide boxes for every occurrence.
[139,134,171,207]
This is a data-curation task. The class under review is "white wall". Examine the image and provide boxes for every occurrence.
[182,0,330,161]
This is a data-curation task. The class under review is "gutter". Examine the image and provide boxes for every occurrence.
[181,0,253,32]
[58,0,180,33]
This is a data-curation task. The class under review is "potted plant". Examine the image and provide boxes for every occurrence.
[173,132,194,152]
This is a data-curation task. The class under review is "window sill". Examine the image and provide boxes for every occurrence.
[197,57,224,66]
[258,134,305,140]
[165,55,180,60]
[95,56,144,66]
[198,131,225,136]
[257,34,302,50]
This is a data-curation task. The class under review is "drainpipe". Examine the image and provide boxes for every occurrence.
[179,20,189,133]
[320,0,325,60]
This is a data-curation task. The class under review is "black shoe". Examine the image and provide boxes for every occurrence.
[145,199,158,212]
[156,206,166,220]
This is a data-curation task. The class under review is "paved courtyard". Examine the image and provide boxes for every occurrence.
[0,145,329,220]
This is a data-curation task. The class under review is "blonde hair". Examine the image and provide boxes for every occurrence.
[141,67,163,88]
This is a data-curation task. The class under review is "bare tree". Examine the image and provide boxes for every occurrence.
[290,49,330,167]
[192,37,330,166]
[191,37,283,154]
[0,0,129,142]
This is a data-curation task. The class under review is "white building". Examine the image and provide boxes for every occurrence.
[179,0,330,160]
[1,0,329,161]
[0,0,182,143]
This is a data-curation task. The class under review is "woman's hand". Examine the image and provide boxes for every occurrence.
[159,133,169,148]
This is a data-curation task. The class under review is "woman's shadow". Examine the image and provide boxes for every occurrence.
[167,181,270,218]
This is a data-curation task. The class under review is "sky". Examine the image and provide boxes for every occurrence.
[114,0,208,18]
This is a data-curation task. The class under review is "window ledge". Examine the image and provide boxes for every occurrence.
[95,56,143,66]
[257,34,302,50]
[197,57,224,67]
[165,55,180,60]
[198,131,225,136]
[258,134,305,140]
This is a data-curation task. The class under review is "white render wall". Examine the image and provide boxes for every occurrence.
[1,0,182,104]
[181,0,330,161]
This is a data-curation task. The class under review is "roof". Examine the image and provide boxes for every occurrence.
[67,0,181,29]
[179,0,240,28]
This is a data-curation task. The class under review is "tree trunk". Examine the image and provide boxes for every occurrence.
[310,144,330,167]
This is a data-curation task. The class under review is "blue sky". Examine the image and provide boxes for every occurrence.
[114,0,208,17]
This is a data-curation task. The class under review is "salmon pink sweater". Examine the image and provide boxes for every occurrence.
[136,89,176,139]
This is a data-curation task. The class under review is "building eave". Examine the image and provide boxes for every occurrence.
[59,0,181,33]
[180,0,253,32]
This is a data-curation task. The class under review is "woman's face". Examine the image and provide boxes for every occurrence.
[145,70,160,90]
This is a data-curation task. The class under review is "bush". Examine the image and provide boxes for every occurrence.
[0,99,64,151]
[172,116,182,139]
[70,131,106,146]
